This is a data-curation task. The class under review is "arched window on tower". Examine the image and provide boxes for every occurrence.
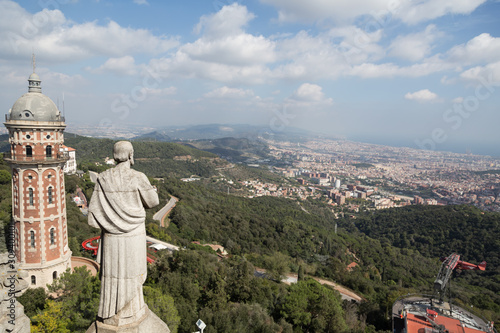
[26,145,32,158]
[46,145,52,158]
[50,228,55,245]
[53,271,57,280]
[29,188,34,206]
[48,186,53,204]
[30,230,35,248]
[31,275,36,285]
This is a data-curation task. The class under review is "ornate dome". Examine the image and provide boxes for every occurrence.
[9,73,62,122]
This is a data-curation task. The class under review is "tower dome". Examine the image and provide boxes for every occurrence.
[9,73,62,122]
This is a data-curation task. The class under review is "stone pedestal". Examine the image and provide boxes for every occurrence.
[0,253,31,333]
[86,306,170,333]
[0,302,31,333]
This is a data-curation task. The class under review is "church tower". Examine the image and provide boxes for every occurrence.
[4,66,72,288]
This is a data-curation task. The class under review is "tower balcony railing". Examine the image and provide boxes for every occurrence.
[5,114,66,122]
[2,152,69,164]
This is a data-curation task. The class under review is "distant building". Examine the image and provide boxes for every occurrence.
[61,145,76,174]
[181,177,201,182]
[356,191,367,199]
[335,179,341,188]
[173,155,192,161]
[104,156,116,165]
[311,177,329,186]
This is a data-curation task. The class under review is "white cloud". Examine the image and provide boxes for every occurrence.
[204,86,254,98]
[389,25,441,61]
[440,75,457,85]
[260,0,394,24]
[452,97,464,103]
[397,0,486,25]
[91,56,137,75]
[447,33,500,65]
[459,61,500,84]
[0,0,178,62]
[147,4,275,84]
[290,83,326,102]
[286,83,333,106]
[194,3,255,39]
[349,61,451,78]
[149,55,272,84]
[184,4,275,66]
[141,86,177,96]
[272,30,352,81]
[404,89,439,102]
[260,0,486,25]
[133,0,149,5]
[328,25,385,63]
[182,34,275,66]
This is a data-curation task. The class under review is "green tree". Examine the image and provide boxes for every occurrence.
[17,287,46,318]
[48,267,100,332]
[262,252,290,281]
[199,303,293,333]
[31,300,71,333]
[298,265,305,281]
[0,170,11,184]
[280,279,347,333]
[143,286,181,333]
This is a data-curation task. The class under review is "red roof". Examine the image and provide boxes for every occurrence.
[346,262,358,271]
[61,145,76,151]
[406,312,487,333]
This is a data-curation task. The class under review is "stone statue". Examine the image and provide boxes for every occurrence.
[86,141,169,333]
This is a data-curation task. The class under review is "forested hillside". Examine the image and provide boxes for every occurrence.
[0,155,12,252]
[3,137,499,332]
[64,134,225,178]
[338,205,500,317]
[185,137,270,162]
[339,205,499,268]
[160,178,438,287]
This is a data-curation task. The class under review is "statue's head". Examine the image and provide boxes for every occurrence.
[114,141,134,165]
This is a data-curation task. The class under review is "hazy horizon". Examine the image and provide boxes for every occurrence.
[1,0,499,159]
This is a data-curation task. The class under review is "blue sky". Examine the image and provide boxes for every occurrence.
[1,0,500,155]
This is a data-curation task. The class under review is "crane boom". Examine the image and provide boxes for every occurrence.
[434,253,460,291]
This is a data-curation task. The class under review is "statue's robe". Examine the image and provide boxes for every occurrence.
[88,163,159,320]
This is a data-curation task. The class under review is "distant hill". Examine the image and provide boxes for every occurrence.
[184,137,270,162]
[136,124,319,142]
[131,131,172,142]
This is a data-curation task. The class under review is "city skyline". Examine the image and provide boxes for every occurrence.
[1,0,500,155]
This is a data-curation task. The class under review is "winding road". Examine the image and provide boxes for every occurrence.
[153,196,178,227]
[255,268,364,303]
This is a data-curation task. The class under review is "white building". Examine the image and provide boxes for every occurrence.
[61,145,77,174]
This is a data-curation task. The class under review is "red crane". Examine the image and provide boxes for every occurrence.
[434,253,486,292]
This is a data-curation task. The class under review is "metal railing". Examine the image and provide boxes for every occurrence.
[3,152,69,162]
[4,114,65,122]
